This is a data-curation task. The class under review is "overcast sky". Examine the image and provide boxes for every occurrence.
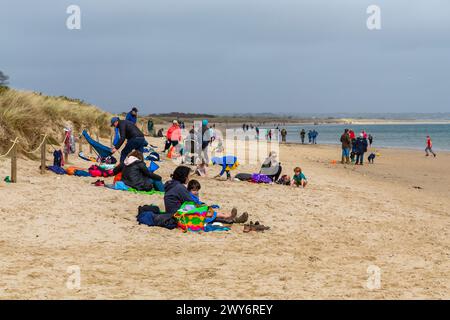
[1,0,449,114]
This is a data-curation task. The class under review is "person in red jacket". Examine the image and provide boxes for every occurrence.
[425,135,436,157]
[164,120,182,152]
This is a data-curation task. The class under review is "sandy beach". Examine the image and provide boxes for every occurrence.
[0,137,449,299]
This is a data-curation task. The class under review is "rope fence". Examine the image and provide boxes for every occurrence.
[1,129,107,183]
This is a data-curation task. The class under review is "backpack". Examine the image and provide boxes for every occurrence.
[53,150,63,167]
[276,175,291,185]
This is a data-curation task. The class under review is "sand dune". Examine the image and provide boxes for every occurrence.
[0,137,449,299]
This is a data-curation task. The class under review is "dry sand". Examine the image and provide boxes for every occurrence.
[0,136,449,299]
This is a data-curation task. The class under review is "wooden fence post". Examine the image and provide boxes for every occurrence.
[40,137,46,174]
[11,142,17,183]
[78,133,83,153]
[89,129,93,154]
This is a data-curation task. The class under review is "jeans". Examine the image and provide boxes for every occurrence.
[149,179,165,192]
[356,152,365,164]
[342,148,350,158]
[120,137,148,163]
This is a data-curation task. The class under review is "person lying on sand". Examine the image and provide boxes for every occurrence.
[187,179,248,224]
[291,167,307,188]
[113,150,164,191]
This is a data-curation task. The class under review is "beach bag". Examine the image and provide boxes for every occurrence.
[53,150,64,167]
[276,175,291,185]
[66,166,83,176]
[174,202,208,232]
[89,165,102,177]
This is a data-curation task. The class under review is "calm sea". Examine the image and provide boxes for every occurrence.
[260,123,450,151]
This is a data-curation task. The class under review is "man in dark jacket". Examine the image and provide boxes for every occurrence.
[110,117,148,163]
[354,134,368,165]
[340,129,352,164]
[300,129,306,144]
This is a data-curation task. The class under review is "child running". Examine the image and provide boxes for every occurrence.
[187,179,248,223]
[291,167,307,188]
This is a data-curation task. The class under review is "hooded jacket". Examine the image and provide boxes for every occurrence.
[113,156,161,191]
[354,137,368,154]
[164,180,193,215]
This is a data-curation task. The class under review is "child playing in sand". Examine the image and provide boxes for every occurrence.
[291,167,307,188]
[187,179,248,223]
[211,156,239,180]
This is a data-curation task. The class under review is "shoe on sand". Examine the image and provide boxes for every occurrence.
[252,221,270,231]
[230,208,237,220]
[234,212,248,224]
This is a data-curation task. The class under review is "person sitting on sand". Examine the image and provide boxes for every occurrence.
[260,151,282,182]
[113,150,164,191]
[164,166,194,215]
[291,167,307,188]
[187,179,248,223]
[211,156,239,180]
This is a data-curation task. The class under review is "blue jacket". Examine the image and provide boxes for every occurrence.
[126,112,137,124]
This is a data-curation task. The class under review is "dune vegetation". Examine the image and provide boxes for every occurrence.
[0,89,111,157]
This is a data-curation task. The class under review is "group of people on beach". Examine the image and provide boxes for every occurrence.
[107,114,280,232]
[339,129,374,165]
